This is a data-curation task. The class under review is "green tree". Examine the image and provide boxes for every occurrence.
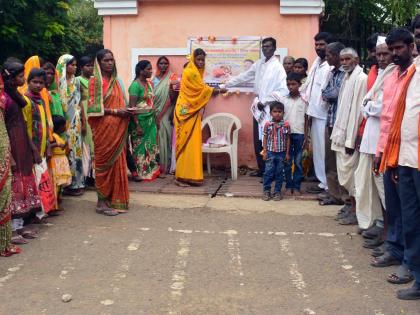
[67,0,103,58]
[321,0,419,57]
[0,0,102,64]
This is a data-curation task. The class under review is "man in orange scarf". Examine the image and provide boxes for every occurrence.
[381,43,419,300]
[370,28,415,283]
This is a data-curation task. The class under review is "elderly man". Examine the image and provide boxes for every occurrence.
[283,56,295,74]
[330,48,367,225]
[354,38,395,245]
[303,32,334,194]
[224,37,288,177]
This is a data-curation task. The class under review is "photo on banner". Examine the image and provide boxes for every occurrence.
[189,36,262,92]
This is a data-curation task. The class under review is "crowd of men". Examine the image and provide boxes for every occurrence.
[227,15,420,300]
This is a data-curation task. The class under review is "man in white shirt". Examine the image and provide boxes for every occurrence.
[302,32,334,193]
[224,37,288,177]
[396,55,420,300]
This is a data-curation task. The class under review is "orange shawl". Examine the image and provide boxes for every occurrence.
[380,64,417,172]
[367,65,378,91]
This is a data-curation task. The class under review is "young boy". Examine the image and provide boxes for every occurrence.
[261,101,290,201]
[271,72,308,196]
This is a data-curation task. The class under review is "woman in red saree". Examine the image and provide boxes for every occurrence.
[88,49,131,216]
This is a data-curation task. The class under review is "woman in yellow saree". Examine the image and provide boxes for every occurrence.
[174,49,227,186]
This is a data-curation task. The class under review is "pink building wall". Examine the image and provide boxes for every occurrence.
[102,0,319,168]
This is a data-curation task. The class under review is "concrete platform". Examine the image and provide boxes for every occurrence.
[128,171,319,200]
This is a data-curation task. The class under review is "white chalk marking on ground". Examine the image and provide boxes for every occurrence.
[168,227,193,234]
[317,232,335,237]
[59,270,68,279]
[226,231,245,286]
[113,257,130,283]
[280,239,314,313]
[331,238,361,284]
[140,227,150,231]
[7,266,21,272]
[168,235,191,315]
[275,231,288,236]
[330,238,385,315]
[0,273,14,286]
[221,229,238,235]
[100,299,114,306]
[127,239,141,251]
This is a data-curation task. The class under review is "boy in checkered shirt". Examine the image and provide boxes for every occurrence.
[261,101,290,201]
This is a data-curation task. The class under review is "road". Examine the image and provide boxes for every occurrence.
[0,192,419,315]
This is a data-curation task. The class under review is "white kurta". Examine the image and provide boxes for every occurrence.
[225,56,288,140]
[355,153,385,229]
[303,58,332,120]
[359,91,383,154]
[301,58,332,189]
[332,66,367,196]
[355,66,395,229]
[399,56,420,168]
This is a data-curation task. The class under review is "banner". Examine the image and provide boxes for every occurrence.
[189,37,262,91]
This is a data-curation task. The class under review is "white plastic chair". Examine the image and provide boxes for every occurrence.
[202,113,242,180]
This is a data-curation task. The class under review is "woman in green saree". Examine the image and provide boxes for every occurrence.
[128,60,160,181]
[151,56,178,174]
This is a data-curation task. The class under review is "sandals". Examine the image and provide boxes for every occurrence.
[174,180,191,187]
[0,245,22,257]
[47,210,61,217]
[397,283,420,300]
[319,198,344,206]
[19,229,39,239]
[11,234,28,245]
[306,186,324,194]
[371,252,400,268]
[129,175,142,182]
[63,188,84,196]
[95,207,119,216]
[387,265,414,284]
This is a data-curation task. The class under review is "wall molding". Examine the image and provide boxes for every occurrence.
[94,0,138,15]
[280,0,324,15]
[95,1,324,16]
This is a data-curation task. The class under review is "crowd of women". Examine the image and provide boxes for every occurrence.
[0,48,220,257]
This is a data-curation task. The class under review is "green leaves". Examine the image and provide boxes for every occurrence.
[0,0,102,64]
[322,0,419,57]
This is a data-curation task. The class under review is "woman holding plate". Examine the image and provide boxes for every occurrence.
[128,60,160,181]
